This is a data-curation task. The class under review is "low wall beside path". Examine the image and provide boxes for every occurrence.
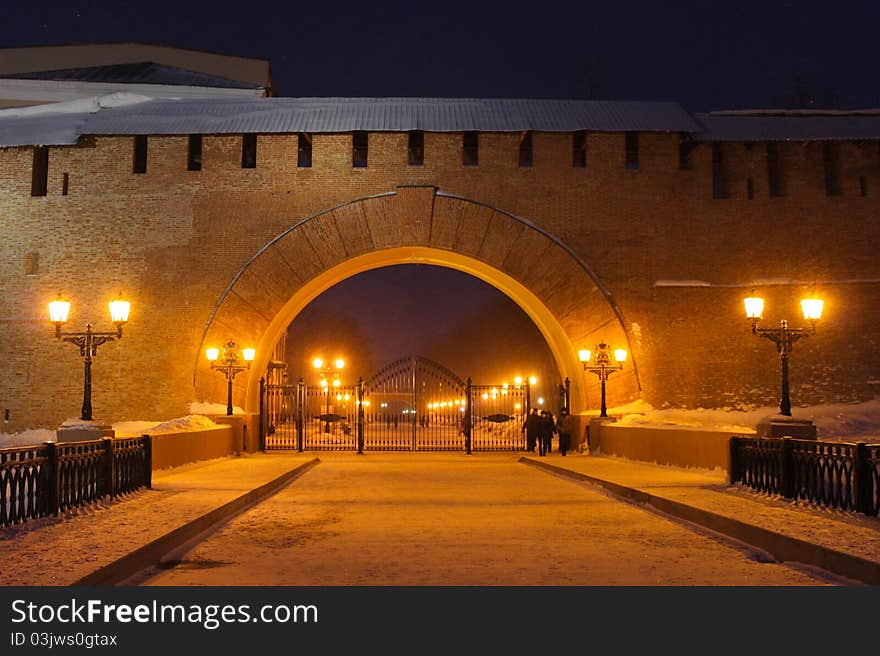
[587,418,752,472]
[148,424,237,470]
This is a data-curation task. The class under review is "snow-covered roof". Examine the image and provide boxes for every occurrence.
[694,110,880,142]
[5,61,262,90]
[0,95,702,147]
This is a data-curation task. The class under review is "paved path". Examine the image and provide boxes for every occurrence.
[140,453,843,586]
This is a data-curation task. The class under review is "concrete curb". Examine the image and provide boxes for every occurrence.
[521,457,880,586]
[74,457,321,586]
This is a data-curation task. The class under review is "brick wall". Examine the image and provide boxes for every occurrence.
[1,130,878,432]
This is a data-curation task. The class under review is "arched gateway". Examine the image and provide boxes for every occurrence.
[194,186,640,420]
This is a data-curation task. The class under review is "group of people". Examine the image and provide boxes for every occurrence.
[522,407,576,456]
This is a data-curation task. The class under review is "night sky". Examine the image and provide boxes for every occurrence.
[5,1,880,111]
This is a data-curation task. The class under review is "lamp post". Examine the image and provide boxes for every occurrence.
[744,290,823,417]
[49,294,130,421]
[578,342,627,418]
[205,341,255,416]
[314,357,344,433]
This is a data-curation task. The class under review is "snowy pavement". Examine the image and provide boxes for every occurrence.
[1,451,877,586]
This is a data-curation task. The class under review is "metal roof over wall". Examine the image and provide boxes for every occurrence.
[0,96,701,146]
[2,95,880,147]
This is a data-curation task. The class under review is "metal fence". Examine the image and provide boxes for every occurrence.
[730,436,880,517]
[0,435,152,527]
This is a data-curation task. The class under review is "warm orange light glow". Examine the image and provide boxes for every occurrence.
[334,358,345,370]
[205,348,220,362]
[801,297,824,321]
[333,378,341,387]
[313,357,324,370]
[48,298,70,324]
[242,348,256,361]
[108,298,130,324]
[744,295,764,320]
[528,376,537,385]
[320,378,328,388]
[514,376,523,386]
[614,349,627,363]
[578,349,591,363]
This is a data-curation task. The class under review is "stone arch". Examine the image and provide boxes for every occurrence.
[194,185,640,415]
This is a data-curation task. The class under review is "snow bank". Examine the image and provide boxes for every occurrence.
[188,401,245,416]
[113,415,219,437]
[0,428,55,448]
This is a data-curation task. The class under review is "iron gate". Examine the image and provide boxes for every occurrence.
[261,356,532,452]
[362,356,466,451]
[469,383,527,451]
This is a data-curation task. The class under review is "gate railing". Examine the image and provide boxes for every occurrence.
[730,436,880,517]
[0,435,152,527]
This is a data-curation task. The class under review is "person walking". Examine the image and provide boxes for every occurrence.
[538,410,556,456]
[556,408,575,456]
[523,408,540,452]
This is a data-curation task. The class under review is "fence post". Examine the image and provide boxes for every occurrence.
[297,378,305,452]
[259,376,266,451]
[465,378,472,455]
[780,437,794,499]
[102,437,115,499]
[44,441,59,517]
[853,442,870,515]
[143,435,153,489]
[357,378,365,455]
[729,437,740,484]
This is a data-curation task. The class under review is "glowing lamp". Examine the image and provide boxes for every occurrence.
[320,378,328,388]
[49,298,71,325]
[614,349,627,363]
[334,358,345,370]
[205,347,220,362]
[108,298,130,324]
[514,376,523,386]
[528,376,537,385]
[801,297,824,322]
[313,358,324,370]
[578,349,591,363]
[744,295,764,320]
[242,347,256,361]
[333,378,341,387]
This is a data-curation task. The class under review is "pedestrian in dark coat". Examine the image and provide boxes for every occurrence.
[556,409,576,456]
[523,408,540,452]
[538,410,556,456]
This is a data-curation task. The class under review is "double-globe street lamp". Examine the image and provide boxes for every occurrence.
[205,341,256,416]
[48,295,131,422]
[744,290,823,418]
[578,342,627,418]
[313,357,344,433]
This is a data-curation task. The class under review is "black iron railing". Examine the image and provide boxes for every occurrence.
[730,436,880,517]
[0,435,152,527]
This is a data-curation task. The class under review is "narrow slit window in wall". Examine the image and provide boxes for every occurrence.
[298,133,312,168]
[625,132,639,170]
[462,132,478,166]
[62,172,69,196]
[31,146,48,196]
[519,131,533,167]
[572,131,587,167]
[408,131,424,166]
[352,131,368,168]
[823,142,841,196]
[188,135,202,171]
[133,135,147,174]
[242,134,257,168]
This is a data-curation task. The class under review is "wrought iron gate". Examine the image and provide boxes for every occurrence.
[362,356,466,451]
[468,383,527,452]
[261,356,530,452]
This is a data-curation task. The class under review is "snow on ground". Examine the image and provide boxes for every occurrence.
[596,398,880,441]
[188,401,244,415]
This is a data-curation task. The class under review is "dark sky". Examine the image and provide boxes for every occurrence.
[5,0,880,111]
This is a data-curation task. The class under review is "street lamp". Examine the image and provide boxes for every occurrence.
[745,290,824,417]
[579,342,627,418]
[205,341,255,416]
[48,294,130,421]
[314,356,344,432]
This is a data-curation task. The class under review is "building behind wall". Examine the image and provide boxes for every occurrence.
[1,50,879,433]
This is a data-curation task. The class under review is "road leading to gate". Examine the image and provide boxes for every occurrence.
[140,453,842,586]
